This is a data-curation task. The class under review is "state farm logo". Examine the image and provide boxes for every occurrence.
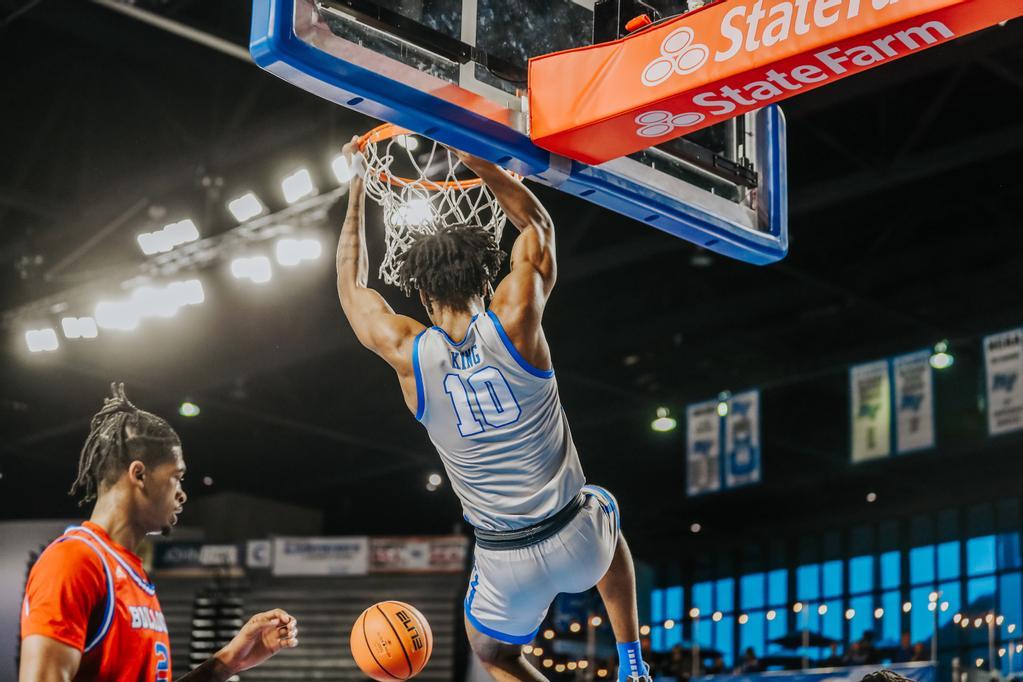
[635,110,705,138]
[641,27,710,87]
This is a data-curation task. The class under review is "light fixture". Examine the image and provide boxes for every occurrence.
[940,602,949,612]
[717,401,729,417]
[555,664,566,673]
[179,402,200,418]
[543,629,555,640]
[130,286,179,319]
[928,602,936,612]
[976,659,984,668]
[1009,624,1017,634]
[533,647,543,657]
[231,256,273,284]
[793,602,803,613]
[997,615,1005,626]
[903,602,912,613]
[569,622,582,633]
[866,492,878,503]
[975,618,983,628]
[651,407,677,432]
[640,624,651,636]
[845,609,855,620]
[523,645,533,655]
[954,614,962,624]
[61,317,98,339]
[1000,648,1007,658]
[738,614,749,625]
[542,659,553,669]
[818,604,828,616]
[397,134,420,152]
[928,592,938,602]
[766,610,777,621]
[690,522,702,534]
[689,608,700,618]
[874,608,884,619]
[987,614,995,625]
[930,340,954,369]
[202,476,213,486]
[275,238,322,266]
[282,168,316,203]
[590,616,603,627]
[567,661,578,671]
[25,328,59,352]
[138,219,200,255]
[227,192,265,222]
[95,300,140,331]
[579,660,589,670]
[390,198,433,227]
[664,619,676,630]
[167,279,205,307]
[712,611,723,622]
[597,669,608,678]
[961,619,970,629]
[428,473,443,487]
[331,154,352,183]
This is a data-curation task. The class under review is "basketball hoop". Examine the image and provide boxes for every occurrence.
[356,124,509,287]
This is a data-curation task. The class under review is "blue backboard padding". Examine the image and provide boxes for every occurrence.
[250,0,788,264]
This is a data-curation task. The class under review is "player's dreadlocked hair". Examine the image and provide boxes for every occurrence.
[69,383,180,506]
[395,225,505,312]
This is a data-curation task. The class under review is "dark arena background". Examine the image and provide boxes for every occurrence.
[2,1,1022,681]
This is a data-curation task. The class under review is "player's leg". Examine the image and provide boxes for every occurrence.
[465,616,548,682]
[597,534,649,681]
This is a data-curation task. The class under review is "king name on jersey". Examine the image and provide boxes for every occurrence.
[450,344,482,370]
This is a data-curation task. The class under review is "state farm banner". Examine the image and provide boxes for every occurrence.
[687,400,722,496]
[893,350,935,454]
[724,390,761,489]
[272,536,369,576]
[530,0,1022,163]
[850,360,892,462]
[370,536,469,573]
[984,329,1023,436]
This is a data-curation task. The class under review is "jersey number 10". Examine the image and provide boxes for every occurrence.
[443,367,521,436]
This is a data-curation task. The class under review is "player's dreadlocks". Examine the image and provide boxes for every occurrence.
[395,225,505,312]
[69,383,180,505]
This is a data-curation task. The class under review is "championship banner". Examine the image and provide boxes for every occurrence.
[687,400,722,496]
[893,350,935,454]
[370,536,468,573]
[850,360,892,462]
[724,390,761,489]
[984,328,1023,436]
[272,536,369,576]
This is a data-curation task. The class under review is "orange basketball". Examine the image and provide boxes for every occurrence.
[350,600,433,681]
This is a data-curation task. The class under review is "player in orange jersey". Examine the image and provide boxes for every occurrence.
[20,383,299,682]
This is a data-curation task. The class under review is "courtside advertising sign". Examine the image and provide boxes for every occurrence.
[273,536,370,576]
[530,0,1023,163]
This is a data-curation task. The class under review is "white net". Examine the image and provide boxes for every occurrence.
[360,130,508,287]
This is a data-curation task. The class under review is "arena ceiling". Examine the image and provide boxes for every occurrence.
[2,0,1022,559]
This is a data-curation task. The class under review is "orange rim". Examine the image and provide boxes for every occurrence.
[358,123,484,190]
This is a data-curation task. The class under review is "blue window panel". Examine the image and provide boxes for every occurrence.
[849,595,873,641]
[910,586,934,643]
[651,589,665,651]
[822,600,842,641]
[697,617,713,649]
[666,586,684,619]
[797,564,821,601]
[881,551,901,590]
[742,573,766,610]
[665,620,683,648]
[968,536,997,576]
[694,582,713,613]
[910,546,936,585]
[768,569,788,606]
[741,611,766,657]
[968,576,997,611]
[823,561,843,598]
[716,616,734,666]
[717,578,735,613]
[937,541,961,581]
[999,572,1021,637]
[766,610,788,652]
[882,591,902,643]
[938,581,961,629]
[850,556,874,594]
[998,533,1021,570]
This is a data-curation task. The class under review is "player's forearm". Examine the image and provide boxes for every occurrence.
[470,162,553,235]
[173,655,234,682]
[336,176,370,293]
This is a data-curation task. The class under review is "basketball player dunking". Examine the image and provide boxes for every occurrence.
[335,136,650,682]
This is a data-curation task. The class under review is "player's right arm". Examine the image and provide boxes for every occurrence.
[455,153,556,369]
[19,540,104,682]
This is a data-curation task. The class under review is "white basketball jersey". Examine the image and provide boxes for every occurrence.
[413,310,585,531]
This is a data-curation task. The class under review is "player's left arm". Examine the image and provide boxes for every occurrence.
[335,135,425,371]
[175,610,298,682]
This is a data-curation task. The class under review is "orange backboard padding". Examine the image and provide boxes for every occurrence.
[529,0,1023,165]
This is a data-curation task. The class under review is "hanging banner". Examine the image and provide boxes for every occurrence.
[724,390,761,489]
[984,328,1023,436]
[370,536,468,573]
[272,536,369,576]
[199,544,239,567]
[246,540,272,569]
[850,360,892,462]
[893,350,935,454]
[687,400,722,496]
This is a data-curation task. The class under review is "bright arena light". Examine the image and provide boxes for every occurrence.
[131,286,179,319]
[569,622,581,633]
[713,611,723,622]
[137,219,200,255]
[578,660,589,670]
[282,168,315,203]
[275,238,322,266]
[428,473,443,486]
[930,340,954,369]
[555,664,566,673]
[179,402,200,418]
[397,134,420,151]
[875,608,885,619]
[543,629,555,640]
[231,256,273,284]
[766,610,777,621]
[61,317,98,339]
[738,614,749,625]
[590,616,603,627]
[25,328,59,352]
[640,624,651,636]
[331,154,352,183]
[228,192,265,222]
[717,401,729,417]
[664,619,675,630]
[391,198,433,227]
[168,279,205,306]
[95,300,140,331]
[651,406,677,432]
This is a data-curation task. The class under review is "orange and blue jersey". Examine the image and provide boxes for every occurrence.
[20,521,171,682]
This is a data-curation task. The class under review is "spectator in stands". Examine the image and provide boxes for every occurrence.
[911,643,929,662]
[893,632,915,662]
[823,642,844,668]
[707,655,726,675]
[739,647,759,673]
[19,383,300,682]
[845,641,869,665]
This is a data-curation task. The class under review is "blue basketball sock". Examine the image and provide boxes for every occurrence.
[617,640,647,681]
